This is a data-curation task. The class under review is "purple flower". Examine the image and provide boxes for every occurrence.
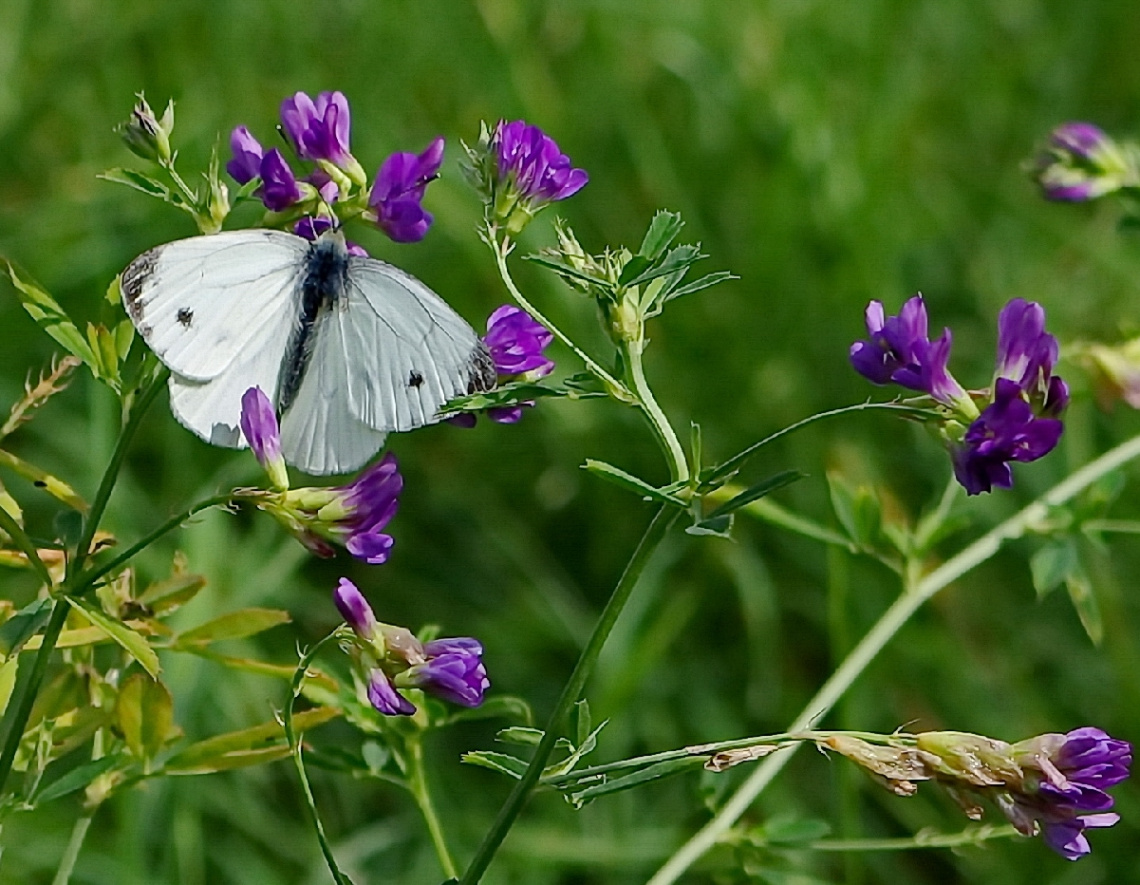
[951,378,1064,495]
[1034,122,1135,202]
[484,305,555,377]
[323,454,403,564]
[367,137,445,243]
[368,669,416,716]
[280,91,353,166]
[239,387,288,490]
[333,577,379,640]
[488,120,588,235]
[293,216,368,256]
[404,637,490,707]
[995,299,1060,392]
[1007,727,1132,860]
[226,126,264,184]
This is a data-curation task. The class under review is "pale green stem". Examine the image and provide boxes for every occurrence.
[491,237,628,397]
[725,823,1019,853]
[627,339,689,483]
[51,811,95,885]
[648,431,1140,885]
[406,736,458,880]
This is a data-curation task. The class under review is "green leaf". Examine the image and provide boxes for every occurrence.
[174,608,290,646]
[700,470,804,522]
[574,699,592,747]
[1030,540,1078,599]
[544,719,609,778]
[497,726,544,746]
[163,707,339,774]
[442,694,532,727]
[461,750,529,779]
[1066,562,1103,646]
[0,596,53,658]
[568,757,700,806]
[115,673,175,766]
[0,655,18,717]
[757,814,833,845]
[582,460,686,507]
[636,210,684,262]
[67,597,161,678]
[33,756,120,805]
[3,261,99,369]
[623,244,703,289]
[138,570,207,615]
[524,254,611,289]
[827,473,882,548]
[98,167,175,201]
[661,270,736,304]
[686,514,733,538]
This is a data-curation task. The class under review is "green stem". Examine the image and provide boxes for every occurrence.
[69,369,167,581]
[0,504,55,589]
[460,504,677,885]
[406,735,458,879]
[0,598,69,794]
[491,236,629,398]
[74,493,235,594]
[648,431,1140,885]
[626,340,689,483]
[284,632,352,885]
[726,823,1019,853]
[51,810,95,885]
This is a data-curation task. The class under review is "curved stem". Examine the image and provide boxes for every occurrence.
[0,504,55,589]
[0,598,69,793]
[51,810,95,885]
[460,504,678,885]
[627,341,689,484]
[490,237,629,398]
[648,431,1140,885]
[74,493,235,594]
[406,735,458,879]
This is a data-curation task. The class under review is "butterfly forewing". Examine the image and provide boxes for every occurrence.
[121,230,306,381]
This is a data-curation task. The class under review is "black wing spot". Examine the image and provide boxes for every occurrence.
[177,307,194,327]
[408,370,424,388]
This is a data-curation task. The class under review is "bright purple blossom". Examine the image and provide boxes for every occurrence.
[368,669,416,716]
[226,126,264,184]
[368,137,445,243]
[239,387,288,490]
[405,637,490,707]
[333,577,379,639]
[293,216,368,256]
[280,91,353,166]
[951,378,1064,494]
[494,120,588,204]
[996,299,1059,391]
[484,305,555,377]
[1007,727,1132,860]
[225,127,303,212]
[329,454,403,564]
[850,296,934,391]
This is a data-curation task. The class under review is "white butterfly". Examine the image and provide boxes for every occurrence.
[121,229,496,475]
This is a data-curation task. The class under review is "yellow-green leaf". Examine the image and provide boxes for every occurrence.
[163,707,339,775]
[67,597,160,678]
[0,655,18,717]
[116,673,175,767]
[138,570,207,615]
[3,261,99,369]
[174,608,291,646]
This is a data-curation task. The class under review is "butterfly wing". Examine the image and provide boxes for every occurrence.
[278,309,389,475]
[121,229,306,382]
[337,257,496,432]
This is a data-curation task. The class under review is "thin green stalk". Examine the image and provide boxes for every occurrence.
[649,431,1140,885]
[406,736,458,879]
[0,599,69,793]
[627,340,688,483]
[74,493,235,594]
[0,504,55,589]
[726,823,1018,853]
[460,504,678,885]
[69,369,167,581]
[51,811,95,885]
[491,237,629,398]
[284,632,352,885]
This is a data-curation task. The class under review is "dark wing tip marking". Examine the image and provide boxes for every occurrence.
[408,370,424,388]
[121,247,162,322]
[467,343,497,394]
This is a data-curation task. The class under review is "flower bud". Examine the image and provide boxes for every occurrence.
[119,95,174,164]
[1033,122,1138,202]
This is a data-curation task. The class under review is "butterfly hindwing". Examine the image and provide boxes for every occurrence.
[339,258,496,432]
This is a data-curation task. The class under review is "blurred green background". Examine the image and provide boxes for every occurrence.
[2,0,1140,882]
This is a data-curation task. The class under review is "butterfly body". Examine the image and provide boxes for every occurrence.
[122,229,495,475]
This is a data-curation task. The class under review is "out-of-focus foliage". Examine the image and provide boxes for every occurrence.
[1,1,1138,882]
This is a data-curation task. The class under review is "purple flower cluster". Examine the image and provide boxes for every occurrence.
[239,387,402,564]
[489,120,588,235]
[1007,727,1132,860]
[450,305,555,427]
[851,296,1068,494]
[1033,122,1136,202]
[226,90,443,243]
[334,578,489,716]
